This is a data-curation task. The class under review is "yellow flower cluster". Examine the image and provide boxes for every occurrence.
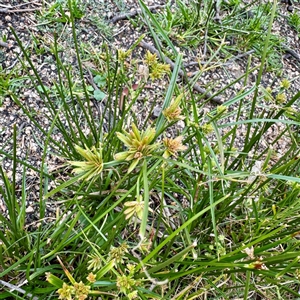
[114,123,159,173]
[68,144,103,181]
[144,50,170,80]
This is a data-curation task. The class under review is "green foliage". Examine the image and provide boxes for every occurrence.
[39,0,84,24]
[1,0,300,299]
[288,11,300,32]
[0,67,27,106]
[150,0,285,73]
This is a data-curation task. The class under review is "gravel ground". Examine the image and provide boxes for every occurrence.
[0,0,299,225]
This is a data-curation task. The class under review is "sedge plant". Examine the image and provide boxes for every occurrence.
[0,0,300,299]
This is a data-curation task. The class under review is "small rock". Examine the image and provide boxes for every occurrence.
[153,106,161,118]
[26,206,34,213]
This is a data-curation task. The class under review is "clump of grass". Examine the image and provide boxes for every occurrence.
[1,0,300,299]
[288,11,300,32]
[152,0,286,72]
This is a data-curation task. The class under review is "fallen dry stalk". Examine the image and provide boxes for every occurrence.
[109,4,165,24]
[0,7,42,13]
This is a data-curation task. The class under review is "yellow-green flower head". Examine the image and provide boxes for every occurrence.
[118,48,132,62]
[86,272,96,283]
[284,106,297,118]
[87,253,102,272]
[68,144,103,181]
[276,93,286,104]
[216,105,228,115]
[117,274,137,294]
[201,123,213,134]
[163,93,185,122]
[114,123,159,173]
[163,136,187,158]
[57,283,74,300]
[128,290,138,299]
[263,86,274,102]
[144,50,170,80]
[266,86,272,94]
[126,264,136,275]
[280,78,291,90]
[109,243,129,264]
[149,63,170,80]
[144,50,158,67]
[124,195,144,220]
[73,281,90,300]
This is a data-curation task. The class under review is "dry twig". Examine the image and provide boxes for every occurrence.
[0,0,40,9]
[184,50,255,68]
[0,7,42,13]
[109,5,165,23]
[139,41,223,105]
[282,45,300,62]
